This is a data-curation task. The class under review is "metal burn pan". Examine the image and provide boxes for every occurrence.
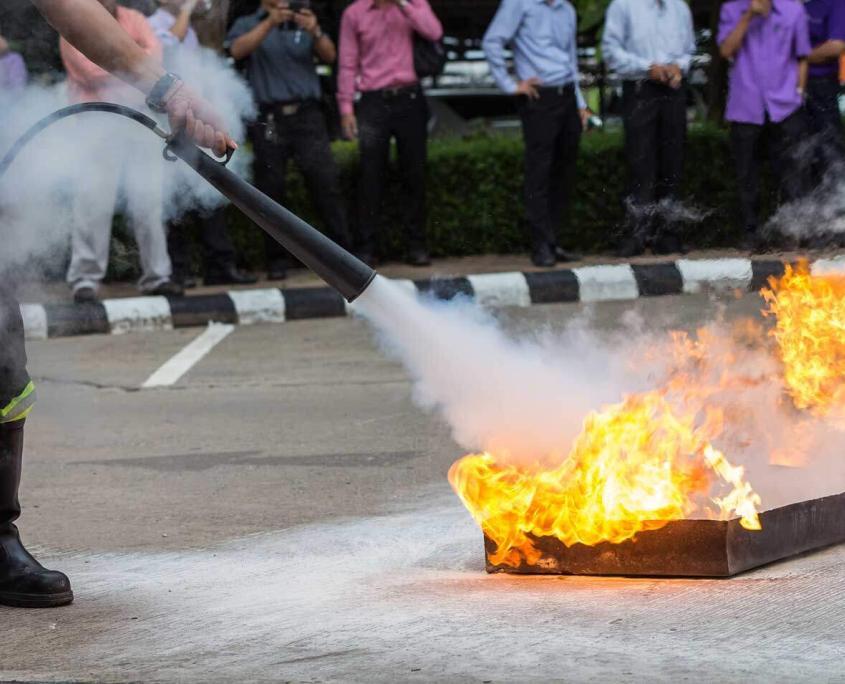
[484,491,845,577]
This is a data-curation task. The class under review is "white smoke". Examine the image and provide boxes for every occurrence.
[352,276,655,462]
[0,46,255,277]
[352,276,845,511]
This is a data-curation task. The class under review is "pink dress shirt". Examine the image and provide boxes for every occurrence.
[337,0,443,116]
[60,6,162,106]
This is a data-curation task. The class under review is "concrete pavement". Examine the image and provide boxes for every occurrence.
[2,293,843,682]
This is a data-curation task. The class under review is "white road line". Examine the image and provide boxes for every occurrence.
[677,258,752,294]
[141,322,235,389]
[228,288,285,325]
[20,304,48,340]
[467,272,531,308]
[103,296,173,335]
[573,264,639,302]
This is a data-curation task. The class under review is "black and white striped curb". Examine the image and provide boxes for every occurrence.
[19,256,843,340]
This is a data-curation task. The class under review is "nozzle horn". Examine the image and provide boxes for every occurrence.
[165,135,376,302]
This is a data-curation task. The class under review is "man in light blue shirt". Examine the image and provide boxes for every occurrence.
[483,0,590,267]
[602,0,696,256]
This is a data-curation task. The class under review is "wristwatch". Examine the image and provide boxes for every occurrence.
[146,72,182,113]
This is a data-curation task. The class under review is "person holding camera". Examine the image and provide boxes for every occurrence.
[337,0,443,267]
[228,0,350,281]
[602,0,696,257]
[718,0,811,249]
[483,0,591,268]
[149,0,257,287]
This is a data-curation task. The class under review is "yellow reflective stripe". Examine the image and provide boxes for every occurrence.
[1,381,36,423]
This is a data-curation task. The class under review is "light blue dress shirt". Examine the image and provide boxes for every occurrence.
[483,0,587,109]
[602,0,696,80]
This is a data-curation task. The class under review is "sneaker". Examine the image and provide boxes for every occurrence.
[73,286,98,304]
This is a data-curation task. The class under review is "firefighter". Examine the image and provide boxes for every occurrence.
[0,0,234,608]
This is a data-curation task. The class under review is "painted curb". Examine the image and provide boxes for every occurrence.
[19,257,833,340]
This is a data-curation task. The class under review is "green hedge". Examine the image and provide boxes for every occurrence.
[226,124,749,266]
[114,124,756,277]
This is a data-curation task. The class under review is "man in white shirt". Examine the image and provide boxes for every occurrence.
[603,0,696,256]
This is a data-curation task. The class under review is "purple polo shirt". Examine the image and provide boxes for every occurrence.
[805,0,845,78]
[719,0,812,124]
[0,52,27,92]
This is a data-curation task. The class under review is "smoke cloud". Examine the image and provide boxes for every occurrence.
[353,276,845,513]
[0,46,255,278]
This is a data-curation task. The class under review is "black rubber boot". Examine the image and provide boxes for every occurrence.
[0,419,73,608]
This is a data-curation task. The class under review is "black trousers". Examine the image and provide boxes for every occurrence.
[622,80,687,237]
[251,100,350,269]
[519,85,581,252]
[356,86,428,255]
[730,109,809,234]
[806,76,845,175]
[0,287,30,419]
[167,206,237,279]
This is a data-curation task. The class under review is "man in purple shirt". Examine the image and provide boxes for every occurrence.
[805,0,845,171]
[0,32,27,93]
[719,0,811,247]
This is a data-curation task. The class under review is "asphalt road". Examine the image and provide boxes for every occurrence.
[2,292,843,683]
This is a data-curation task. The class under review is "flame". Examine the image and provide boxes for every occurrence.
[762,263,845,417]
[449,392,761,568]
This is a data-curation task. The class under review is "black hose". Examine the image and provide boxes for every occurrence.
[0,102,168,180]
[0,102,376,302]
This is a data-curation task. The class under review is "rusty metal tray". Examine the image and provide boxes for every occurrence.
[484,491,845,577]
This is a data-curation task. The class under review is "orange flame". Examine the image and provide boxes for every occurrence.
[449,392,761,568]
[762,263,845,417]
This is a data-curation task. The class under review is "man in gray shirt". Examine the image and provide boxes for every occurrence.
[602,0,696,256]
[228,0,349,280]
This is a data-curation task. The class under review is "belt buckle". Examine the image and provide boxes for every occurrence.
[281,103,300,116]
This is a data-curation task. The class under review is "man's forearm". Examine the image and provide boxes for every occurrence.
[809,39,845,64]
[229,18,273,60]
[798,58,808,91]
[719,11,753,59]
[32,0,163,93]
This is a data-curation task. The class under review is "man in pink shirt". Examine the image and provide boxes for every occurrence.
[337,0,443,267]
[61,0,182,302]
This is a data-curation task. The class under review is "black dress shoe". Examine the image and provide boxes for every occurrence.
[204,265,258,286]
[615,236,646,258]
[73,286,98,304]
[149,280,185,297]
[553,246,583,263]
[407,248,431,267]
[531,244,556,268]
[652,233,685,255]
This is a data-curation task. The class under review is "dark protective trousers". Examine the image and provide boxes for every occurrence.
[167,206,238,279]
[730,109,809,234]
[806,76,845,175]
[0,287,32,423]
[519,85,582,252]
[251,100,351,269]
[621,80,687,237]
[356,86,429,255]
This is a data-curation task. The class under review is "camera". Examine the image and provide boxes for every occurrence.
[288,1,309,12]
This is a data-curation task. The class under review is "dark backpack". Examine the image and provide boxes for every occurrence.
[413,35,447,79]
